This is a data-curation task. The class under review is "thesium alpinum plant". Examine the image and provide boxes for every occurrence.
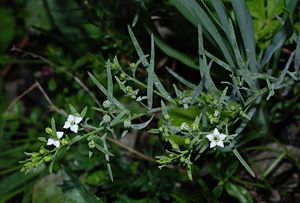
[10,0,299,202]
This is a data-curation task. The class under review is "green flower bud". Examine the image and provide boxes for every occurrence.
[120,72,127,80]
[111,63,118,70]
[32,156,41,163]
[103,114,111,123]
[180,122,190,132]
[45,127,52,134]
[126,86,133,93]
[43,155,52,162]
[102,100,111,108]
[31,152,39,158]
[61,139,68,145]
[163,114,170,120]
[123,120,131,128]
[180,156,185,162]
[185,138,191,145]
[158,127,163,132]
[191,123,199,131]
[39,148,46,155]
[129,63,136,70]
[88,140,95,148]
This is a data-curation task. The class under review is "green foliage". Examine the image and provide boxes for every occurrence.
[1,0,300,202]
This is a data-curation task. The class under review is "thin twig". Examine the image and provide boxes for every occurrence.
[11,47,101,107]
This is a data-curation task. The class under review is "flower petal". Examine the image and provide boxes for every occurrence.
[74,116,83,124]
[63,121,71,129]
[47,138,54,146]
[213,128,220,136]
[219,133,226,141]
[70,124,79,133]
[206,134,214,141]
[67,115,75,121]
[56,131,64,139]
[216,141,224,148]
[210,141,217,148]
[53,140,60,148]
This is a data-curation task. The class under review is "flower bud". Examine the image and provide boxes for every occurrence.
[129,63,136,70]
[185,138,191,145]
[61,139,68,145]
[88,140,95,148]
[163,114,170,120]
[102,100,111,108]
[180,122,190,132]
[191,123,199,131]
[31,152,39,158]
[120,72,127,80]
[45,127,52,134]
[103,114,111,123]
[123,120,131,128]
[43,155,52,162]
[39,148,46,155]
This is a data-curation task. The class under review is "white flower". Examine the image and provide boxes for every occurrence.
[63,115,83,133]
[47,131,64,148]
[206,128,227,148]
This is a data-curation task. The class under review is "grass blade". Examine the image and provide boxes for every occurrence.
[147,34,155,109]
[233,148,255,177]
[106,59,113,103]
[231,0,257,71]
[170,0,235,68]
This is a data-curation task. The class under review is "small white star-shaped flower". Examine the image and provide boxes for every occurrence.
[47,131,64,148]
[206,128,227,148]
[63,115,83,133]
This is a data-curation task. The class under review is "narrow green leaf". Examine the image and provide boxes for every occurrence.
[147,34,155,109]
[148,28,198,69]
[128,26,174,102]
[80,106,88,118]
[274,51,295,88]
[131,115,154,130]
[294,34,300,72]
[110,109,128,126]
[128,25,149,67]
[231,0,257,71]
[106,59,113,103]
[51,117,56,136]
[102,135,113,182]
[198,24,219,96]
[166,67,197,89]
[225,182,253,203]
[63,168,101,202]
[260,17,293,67]
[217,87,228,109]
[170,0,235,68]
[233,148,255,177]
[88,72,125,110]
[262,152,286,178]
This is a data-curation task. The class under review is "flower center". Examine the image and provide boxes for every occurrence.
[213,136,219,142]
[71,121,76,125]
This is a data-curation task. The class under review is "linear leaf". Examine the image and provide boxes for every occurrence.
[106,59,113,103]
[131,115,154,130]
[148,27,197,69]
[166,67,197,89]
[147,34,155,109]
[110,109,128,126]
[260,17,293,67]
[128,25,149,67]
[294,34,300,72]
[170,0,235,68]
[88,72,125,110]
[231,0,257,71]
[233,148,255,177]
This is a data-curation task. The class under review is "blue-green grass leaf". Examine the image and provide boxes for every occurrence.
[147,34,155,109]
